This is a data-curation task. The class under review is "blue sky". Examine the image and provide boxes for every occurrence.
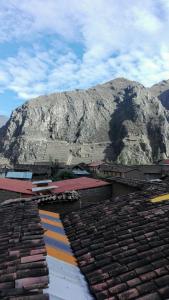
[1,0,169,116]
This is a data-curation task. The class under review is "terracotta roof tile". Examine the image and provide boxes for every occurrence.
[63,186,169,299]
[0,200,49,299]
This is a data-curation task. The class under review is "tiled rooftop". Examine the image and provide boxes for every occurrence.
[63,187,169,300]
[98,164,137,173]
[107,177,146,188]
[2,190,79,207]
[88,161,105,168]
[0,200,49,299]
[0,195,92,299]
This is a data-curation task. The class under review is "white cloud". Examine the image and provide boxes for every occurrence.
[1,46,169,100]
[0,0,169,101]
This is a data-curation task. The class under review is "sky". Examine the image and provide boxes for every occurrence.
[1,0,169,116]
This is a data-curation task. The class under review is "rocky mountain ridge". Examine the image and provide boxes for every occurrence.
[1,77,169,165]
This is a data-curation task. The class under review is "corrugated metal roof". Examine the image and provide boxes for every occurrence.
[50,177,110,193]
[40,210,93,300]
[6,171,32,180]
[45,256,93,300]
[32,186,58,192]
[72,169,90,175]
[0,177,109,195]
[32,180,52,185]
[0,178,33,195]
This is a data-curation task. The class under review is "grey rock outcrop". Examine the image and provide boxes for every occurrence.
[1,77,169,165]
[150,79,169,110]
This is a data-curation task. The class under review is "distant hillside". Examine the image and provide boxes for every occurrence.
[1,77,169,165]
[0,115,8,128]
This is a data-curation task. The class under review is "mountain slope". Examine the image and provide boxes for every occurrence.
[1,78,169,165]
[150,80,169,110]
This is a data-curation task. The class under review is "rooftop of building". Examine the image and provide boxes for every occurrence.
[0,177,110,195]
[6,171,33,180]
[51,177,110,193]
[2,176,169,299]
[0,178,33,195]
[107,176,163,188]
[88,161,105,168]
[158,159,169,165]
[63,183,169,300]
[0,199,49,299]
[98,164,138,173]
[0,195,93,300]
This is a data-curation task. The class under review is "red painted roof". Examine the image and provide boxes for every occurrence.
[0,177,110,195]
[88,161,104,167]
[51,177,110,193]
[160,159,169,164]
[0,178,33,195]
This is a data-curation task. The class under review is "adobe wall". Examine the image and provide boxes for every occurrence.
[39,185,112,215]
[112,182,139,197]
[0,190,21,203]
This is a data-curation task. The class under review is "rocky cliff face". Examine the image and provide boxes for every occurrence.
[1,78,169,165]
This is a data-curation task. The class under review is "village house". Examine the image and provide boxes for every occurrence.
[6,171,33,180]
[71,164,90,177]
[88,161,105,173]
[63,182,169,300]
[0,196,92,300]
[13,163,54,179]
[89,161,169,181]
[89,162,144,179]
[0,177,112,212]
[1,172,169,299]
[107,177,145,197]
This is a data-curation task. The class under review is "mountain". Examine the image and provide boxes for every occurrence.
[150,79,169,110]
[0,115,8,128]
[1,77,169,165]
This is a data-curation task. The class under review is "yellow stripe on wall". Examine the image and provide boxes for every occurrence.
[44,230,69,245]
[46,245,77,266]
[39,209,60,219]
[41,217,63,228]
[150,193,169,203]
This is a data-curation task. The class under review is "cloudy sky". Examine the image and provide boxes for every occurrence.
[1,0,169,115]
